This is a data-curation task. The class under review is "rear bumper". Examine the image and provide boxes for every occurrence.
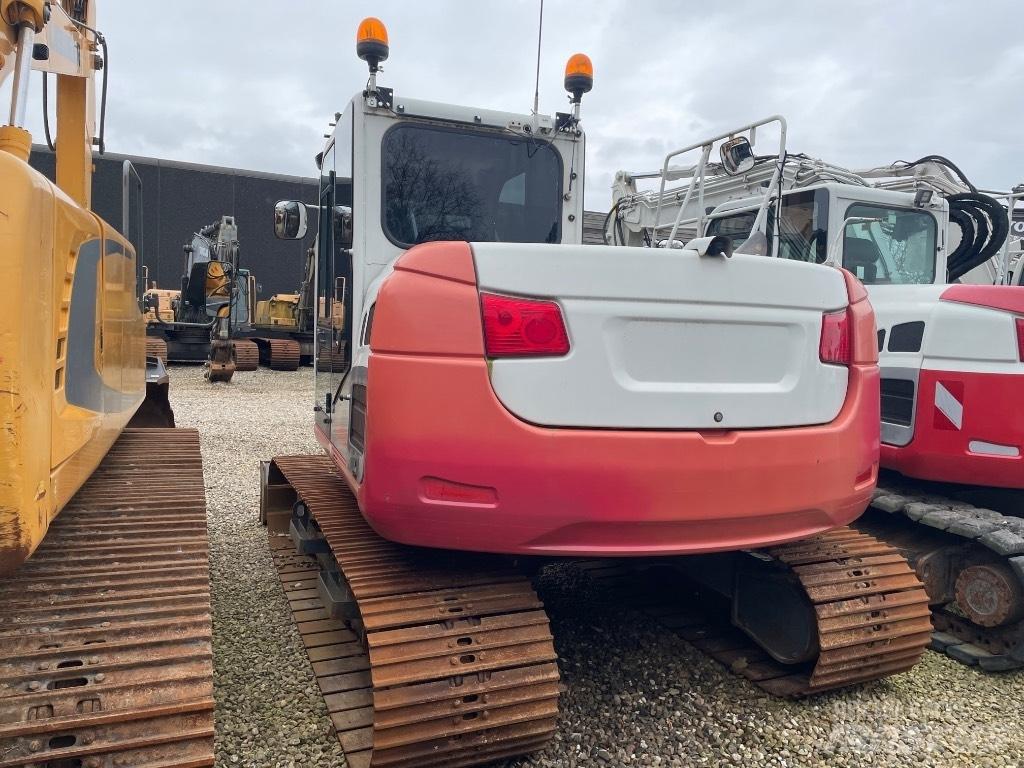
[358,356,879,556]
[881,369,1024,489]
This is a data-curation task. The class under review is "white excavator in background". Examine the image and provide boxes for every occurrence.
[852,158,1023,287]
[605,116,1024,671]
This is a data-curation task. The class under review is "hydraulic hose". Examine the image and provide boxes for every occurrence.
[946,193,1009,281]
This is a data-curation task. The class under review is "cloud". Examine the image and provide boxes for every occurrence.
[3,0,1021,211]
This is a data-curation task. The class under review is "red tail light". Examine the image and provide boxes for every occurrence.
[481,293,570,358]
[820,309,852,366]
[1016,318,1024,362]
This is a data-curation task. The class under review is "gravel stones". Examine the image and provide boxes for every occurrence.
[168,366,347,768]
[168,366,1024,768]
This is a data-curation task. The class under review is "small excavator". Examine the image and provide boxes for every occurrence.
[0,2,213,765]
[258,19,931,768]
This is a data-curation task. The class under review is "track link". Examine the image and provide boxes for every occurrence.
[857,478,1024,671]
[583,527,932,696]
[232,340,260,371]
[252,338,301,371]
[145,336,168,363]
[0,429,214,767]
[263,455,559,768]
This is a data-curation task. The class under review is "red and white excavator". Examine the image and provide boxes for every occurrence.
[258,21,931,767]
[607,116,1024,671]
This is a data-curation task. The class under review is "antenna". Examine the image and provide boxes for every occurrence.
[532,0,544,115]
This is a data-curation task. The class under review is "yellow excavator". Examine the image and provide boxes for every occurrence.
[0,3,214,764]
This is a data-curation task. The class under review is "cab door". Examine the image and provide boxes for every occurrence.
[314,112,356,457]
[314,142,339,438]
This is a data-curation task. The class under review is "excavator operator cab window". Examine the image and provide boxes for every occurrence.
[706,210,757,250]
[842,203,937,285]
[381,123,563,247]
[767,189,830,264]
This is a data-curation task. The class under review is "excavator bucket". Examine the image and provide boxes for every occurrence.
[206,338,236,383]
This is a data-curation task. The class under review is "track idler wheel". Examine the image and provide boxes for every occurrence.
[955,562,1024,627]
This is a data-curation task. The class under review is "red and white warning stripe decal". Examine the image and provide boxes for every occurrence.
[934,380,964,430]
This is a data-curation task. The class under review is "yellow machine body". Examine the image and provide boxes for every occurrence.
[254,293,300,328]
[144,288,180,323]
[0,152,145,574]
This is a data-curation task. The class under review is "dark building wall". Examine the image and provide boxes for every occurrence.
[29,148,318,299]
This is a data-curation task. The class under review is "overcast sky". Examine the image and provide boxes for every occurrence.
[5,0,1023,208]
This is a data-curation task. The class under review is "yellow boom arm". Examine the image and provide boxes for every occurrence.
[1,0,99,206]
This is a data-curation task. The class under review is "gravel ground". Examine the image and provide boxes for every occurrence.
[168,365,1024,768]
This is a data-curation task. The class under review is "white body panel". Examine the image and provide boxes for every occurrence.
[473,243,850,429]
[871,285,1022,374]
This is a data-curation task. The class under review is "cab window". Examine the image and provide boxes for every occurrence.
[842,204,937,285]
[768,189,830,263]
[381,123,563,246]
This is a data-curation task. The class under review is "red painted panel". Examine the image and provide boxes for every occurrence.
[371,269,485,357]
[941,284,1024,315]
[339,247,882,556]
[882,369,1024,488]
[394,240,477,285]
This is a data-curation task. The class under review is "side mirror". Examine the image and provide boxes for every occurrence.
[274,200,308,240]
[334,205,354,250]
[720,136,755,176]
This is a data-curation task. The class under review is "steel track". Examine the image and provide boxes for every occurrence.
[858,478,1024,671]
[581,527,932,696]
[232,340,260,372]
[264,455,559,768]
[0,429,214,767]
[252,338,301,371]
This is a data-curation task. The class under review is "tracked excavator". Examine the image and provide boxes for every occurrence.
[144,215,260,380]
[146,215,326,373]
[0,2,214,765]
[606,115,1024,671]
[257,20,931,767]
